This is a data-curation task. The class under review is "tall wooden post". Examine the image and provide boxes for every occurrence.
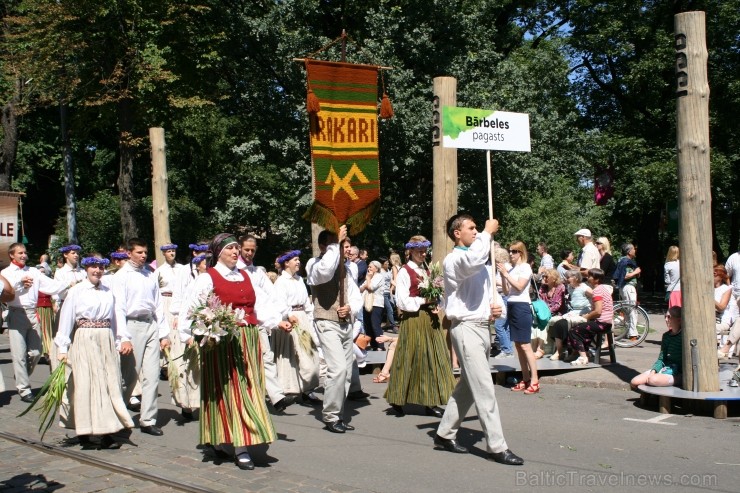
[432,77,457,264]
[150,127,171,268]
[675,12,718,394]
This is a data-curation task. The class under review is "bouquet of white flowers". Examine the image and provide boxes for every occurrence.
[189,291,246,349]
[418,261,444,307]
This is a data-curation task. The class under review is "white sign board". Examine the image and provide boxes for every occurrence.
[441,107,531,152]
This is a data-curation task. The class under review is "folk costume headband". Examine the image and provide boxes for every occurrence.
[209,234,237,267]
[405,240,431,250]
[59,244,81,253]
[192,254,208,264]
[81,257,110,267]
[189,243,209,252]
[110,251,129,260]
[277,250,301,265]
[160,243,178,251]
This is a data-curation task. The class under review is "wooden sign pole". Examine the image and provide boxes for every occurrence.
[150,127,171,268]
[674,12,719,396]
[432,77,457,264]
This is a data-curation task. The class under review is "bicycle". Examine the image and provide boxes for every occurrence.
[611,301,650,347]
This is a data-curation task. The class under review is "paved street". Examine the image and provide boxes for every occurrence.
[1,313,738,492]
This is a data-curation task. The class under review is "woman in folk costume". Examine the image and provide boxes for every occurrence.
[385,236,455,418]
[271,250,321,403]
[179,234,290,470]
[55,256,133,449]
[168,254,210,421]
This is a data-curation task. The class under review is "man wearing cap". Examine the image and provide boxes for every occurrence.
[112,238,171,436]
[1,243,68,402]
[574,229,600,274]
[237,234,295,413]
[306,225,362,433]
[614,243,642,341]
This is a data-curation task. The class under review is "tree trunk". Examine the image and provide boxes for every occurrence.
[0,78,21,191]
[60,101,78,243]
[118,97,138,240]
[150,127,170,267]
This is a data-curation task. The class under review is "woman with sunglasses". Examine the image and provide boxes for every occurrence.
[630,306,682,388]
[497,241,539,394]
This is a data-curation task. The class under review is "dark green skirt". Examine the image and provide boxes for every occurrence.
[385,309,455,407]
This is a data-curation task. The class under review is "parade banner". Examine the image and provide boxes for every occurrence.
[0,192,19,268]
[303,60,380,234]
[441,107,531,152]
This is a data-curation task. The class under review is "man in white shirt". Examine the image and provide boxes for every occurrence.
[574,229,600,274]
[307,226,362,433]
[1,243,68,402]
[537,242,554,279]
[435,215,523,466]
[726,250,740,299]
[237,234,295,413]
[112,238,171,436]
[53,244,86,304]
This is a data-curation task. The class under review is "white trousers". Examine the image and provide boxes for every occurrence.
[7,307,42,396]
[620,285,638,337]
[259,326,286,404]
[438,320,509,454]
[121,319,161,427]
[315,319,353,423]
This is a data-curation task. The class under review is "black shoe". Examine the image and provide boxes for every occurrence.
[99,435,122,450]
[235,453,255,470]
[127,400,141,412]
[181,409,195,421]
[390,404,405,416]
[425,406,443,418]
[301,392,322,405]
[433,434,468,454]
[347,390,370,401]
[160,367,168,381]
[20,393,34,403]
[273,395,296,413]
[487,449,524,465]
[341,421,355,431]
[140,425,164,436]
[207,445,231,460]
[325,421,346,434]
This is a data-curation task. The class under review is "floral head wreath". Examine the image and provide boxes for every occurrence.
[192,254,208,264]
[189,243,209,252]
[404,240,431,250]
[159,243,178,251]
[59,244,81,254]
[277,250,301,265]
[81,257,110,267]
[110,251,129,260]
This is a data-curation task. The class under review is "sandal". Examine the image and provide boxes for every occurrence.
[571,356,589,366]
[523,382,540,395]
[511,380,530,392]
[549,353,560,361]
[534,349,545,360]
[373,372,390,383]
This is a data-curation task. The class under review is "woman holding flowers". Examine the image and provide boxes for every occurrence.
[384,235,455,418]
[179,234,290,470]
[55,256,133,449]
[271,250,320,400]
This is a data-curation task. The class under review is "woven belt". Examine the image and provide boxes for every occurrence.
[291,305,305,311]
[161,292,173,297]
[77,318,111,328]
[127,315,153,323]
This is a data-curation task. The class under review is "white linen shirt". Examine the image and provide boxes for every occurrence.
[154,262,189,296]
[110,261,168,342]
[54,280,118,354]
[178,262,284,342]
[725,252,740,298]
[274,271,314,315]
[664,260,681,292]
[305,243,362,318]
[362,272,385,308]
[395,261,426,312]
[579,242,600,270]
[443,231,504,322]
[53,264,87,302]
[1,263,68,309]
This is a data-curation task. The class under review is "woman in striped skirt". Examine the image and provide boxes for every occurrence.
[384,236,455,418]
[55,256,133,449]
[179,234,290,470]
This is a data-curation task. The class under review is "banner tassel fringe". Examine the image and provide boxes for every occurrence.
[307,89,321,114]
[380,93,394,119]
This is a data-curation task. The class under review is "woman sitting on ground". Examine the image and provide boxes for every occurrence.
[548,270,592,361]
[566,268,613,366]
[631,306,683,388]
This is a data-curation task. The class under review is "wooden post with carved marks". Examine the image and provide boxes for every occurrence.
[674,12,718,394]
[432,77,457,264]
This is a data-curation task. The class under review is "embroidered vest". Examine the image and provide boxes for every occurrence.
[402,264,425,298]
[310,259,342,323]
[207,267,258,325]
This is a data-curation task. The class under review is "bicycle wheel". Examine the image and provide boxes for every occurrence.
[613,304,650,348]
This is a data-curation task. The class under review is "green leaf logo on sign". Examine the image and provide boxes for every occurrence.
[441,107,531,152]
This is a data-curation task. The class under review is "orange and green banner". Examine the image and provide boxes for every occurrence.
[303,60,380,234]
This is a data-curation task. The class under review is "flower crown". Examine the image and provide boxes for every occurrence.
[277,250,301,264]
[159,243,178,251]
[81,257,110,267]
[189,243,209,252]
[405,240,431,250]
[110,252,129,260]
[58,244,81,253]
[192,254,208,264]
